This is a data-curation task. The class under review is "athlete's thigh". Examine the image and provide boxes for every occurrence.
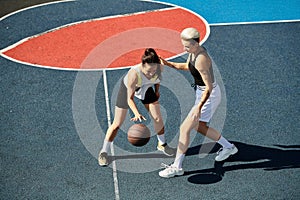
[146,101,162,120]
[112,106,128,125]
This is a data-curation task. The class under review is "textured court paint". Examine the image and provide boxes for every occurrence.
[1,7,207,70]
[1,1,299,200]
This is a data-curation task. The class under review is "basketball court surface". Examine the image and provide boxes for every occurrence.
[1,0,300,199]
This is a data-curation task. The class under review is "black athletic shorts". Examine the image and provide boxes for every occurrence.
[116,78,159,109]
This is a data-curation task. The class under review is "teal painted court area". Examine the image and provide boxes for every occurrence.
[1,0,300,199]
[163,0,300,24]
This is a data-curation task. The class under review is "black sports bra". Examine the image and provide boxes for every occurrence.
[188,51,215,86]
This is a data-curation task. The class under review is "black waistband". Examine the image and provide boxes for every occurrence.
[191,83,217,90]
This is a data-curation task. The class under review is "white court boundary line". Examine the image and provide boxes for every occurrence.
[210,19,300,26]
[103,70,120,200]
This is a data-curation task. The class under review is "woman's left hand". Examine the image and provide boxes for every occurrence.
[130,114,146,122]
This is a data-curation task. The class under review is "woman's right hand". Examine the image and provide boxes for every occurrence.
[160,56,177,69]
[130,114,146,122]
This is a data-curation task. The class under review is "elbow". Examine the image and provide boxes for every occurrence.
[127,99,133,106]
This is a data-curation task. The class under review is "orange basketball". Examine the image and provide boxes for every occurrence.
[127,124,151,147]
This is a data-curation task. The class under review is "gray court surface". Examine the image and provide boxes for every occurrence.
[1,1,300,200]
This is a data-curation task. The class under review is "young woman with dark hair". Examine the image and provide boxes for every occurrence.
[98,48,174,166]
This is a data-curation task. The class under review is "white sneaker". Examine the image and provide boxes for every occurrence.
[98,152,109,166]
[159,163,184,178]
[157,142,176,156]
[215,145,238,161]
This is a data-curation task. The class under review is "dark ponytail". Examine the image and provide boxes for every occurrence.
[141,48,162,79]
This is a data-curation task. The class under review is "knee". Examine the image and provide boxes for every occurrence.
[111,123,121,131]
[197,122,209,134]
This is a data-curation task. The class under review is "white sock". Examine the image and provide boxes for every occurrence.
[101,140,111,153]
[173,153,185,169]
[217,136,233,149]
[157,134,166,145]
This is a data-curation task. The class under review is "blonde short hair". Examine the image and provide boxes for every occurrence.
[180,28,200,42]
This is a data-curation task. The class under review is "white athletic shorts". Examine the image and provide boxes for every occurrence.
[194,83,221,122]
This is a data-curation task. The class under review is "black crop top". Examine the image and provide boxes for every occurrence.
[188,52,215,86]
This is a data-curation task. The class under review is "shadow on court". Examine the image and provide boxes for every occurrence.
[184,142,300,184]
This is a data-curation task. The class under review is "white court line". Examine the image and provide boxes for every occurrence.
[209,19,300,26]
[103,69,120,200]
